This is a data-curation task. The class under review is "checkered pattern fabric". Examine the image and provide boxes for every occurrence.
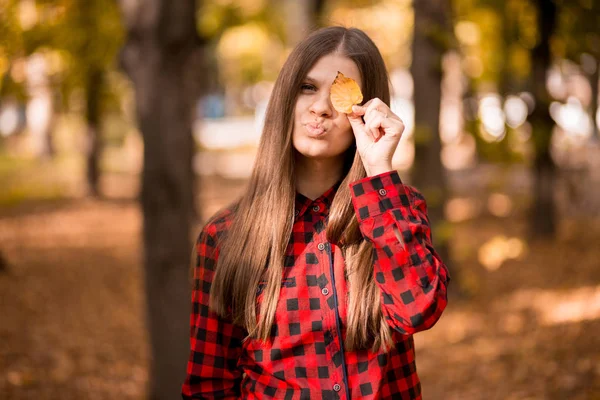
[182,170,450,399]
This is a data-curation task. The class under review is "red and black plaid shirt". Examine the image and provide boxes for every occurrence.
[182,170,450,399]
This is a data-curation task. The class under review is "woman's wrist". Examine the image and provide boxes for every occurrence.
[365,164,394,177]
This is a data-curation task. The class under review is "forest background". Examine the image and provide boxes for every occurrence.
[0,0,599,399]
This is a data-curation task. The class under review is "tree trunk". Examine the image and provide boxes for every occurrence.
[588,60,599,140]
[499,3,512,98]
[118,1,200,399]
[530,0,557,238]
[0,250,7,273]
[85,67,103,197]
[410,0,451,271]
[25,54,55,159]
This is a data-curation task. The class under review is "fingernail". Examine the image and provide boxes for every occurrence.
[352,105,360,113]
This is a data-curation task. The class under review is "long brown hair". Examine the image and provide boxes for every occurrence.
[209,26,393,351]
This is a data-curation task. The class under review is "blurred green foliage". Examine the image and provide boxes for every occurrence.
[454,0,598,163]
[555,0,600,61]
[0,0,123,110]
[0,0,598,164]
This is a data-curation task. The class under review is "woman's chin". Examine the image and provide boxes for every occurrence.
[293,135,353,161]
[294,147,343,161]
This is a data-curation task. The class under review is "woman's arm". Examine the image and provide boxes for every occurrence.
[349,170,450,336]
[182,224,246,399]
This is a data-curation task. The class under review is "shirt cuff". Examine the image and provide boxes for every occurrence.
[349,170,412,223]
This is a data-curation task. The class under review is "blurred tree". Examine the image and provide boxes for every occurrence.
[556,0,600,139]
[0,1,24,88]
[0,0,57,157]
[197,0,286,115]
[53,0,124,195]
[411,0,452,272]
[453,0,536,164]
[118,0,202,398]
[0,250,7,273]
[530,0,557,238]
[0,0,123,192]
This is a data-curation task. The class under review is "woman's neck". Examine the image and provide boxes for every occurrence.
[295,154,345,200]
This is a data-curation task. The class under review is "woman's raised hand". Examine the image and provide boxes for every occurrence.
[347,98,405,177]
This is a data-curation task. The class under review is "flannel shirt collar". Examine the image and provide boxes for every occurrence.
[294,178,343,220]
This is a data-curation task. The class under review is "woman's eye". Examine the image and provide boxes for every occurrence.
[301,83,317,92]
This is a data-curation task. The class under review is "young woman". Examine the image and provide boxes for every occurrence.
[182,26,450,400]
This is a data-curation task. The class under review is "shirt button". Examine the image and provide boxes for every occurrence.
[378,188,387,196]
[317,242,325,251]
[312,205,320,212]
[333,384,341,392]
[321,287,329,296]
[294,210,300,217]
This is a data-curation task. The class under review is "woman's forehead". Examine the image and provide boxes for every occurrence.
[305,54,362,88]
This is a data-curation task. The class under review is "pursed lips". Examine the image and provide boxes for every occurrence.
[304,122,327,136]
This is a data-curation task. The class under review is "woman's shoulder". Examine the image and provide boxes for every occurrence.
[196,201,239,244]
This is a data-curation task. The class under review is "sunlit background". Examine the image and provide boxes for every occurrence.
[1,0,599,399]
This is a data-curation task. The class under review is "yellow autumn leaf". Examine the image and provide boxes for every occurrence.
[330,71,363,114]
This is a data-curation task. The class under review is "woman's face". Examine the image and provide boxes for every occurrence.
[292,53,362,161]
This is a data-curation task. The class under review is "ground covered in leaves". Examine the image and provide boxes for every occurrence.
[0,174,599,400]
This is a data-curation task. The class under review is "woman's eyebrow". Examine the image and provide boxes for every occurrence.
[303,75,321,84]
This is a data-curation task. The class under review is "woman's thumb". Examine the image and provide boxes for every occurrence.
[348,105,365,126]
[351,105,365,115]
[347,114,364,130]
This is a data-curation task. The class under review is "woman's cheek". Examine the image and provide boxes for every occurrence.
[336,120,354,140]
[338,117,352,133]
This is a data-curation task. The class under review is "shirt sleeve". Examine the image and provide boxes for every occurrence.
[182,224,246,399]
[349,170,450,336]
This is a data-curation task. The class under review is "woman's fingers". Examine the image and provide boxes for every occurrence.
[365,113,386,141]
[368,119,381,141]
[360,99,374,109]
[349,100,400,143]
[363,106,388,139]
[351,104,366,115]
[347,107,375,143]
[364,98,389,119]
[349,105,378,142]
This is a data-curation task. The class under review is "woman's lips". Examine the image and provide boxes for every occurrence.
[304,123,326,137]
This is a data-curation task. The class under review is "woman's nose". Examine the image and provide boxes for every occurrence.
[309,92,333,117]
